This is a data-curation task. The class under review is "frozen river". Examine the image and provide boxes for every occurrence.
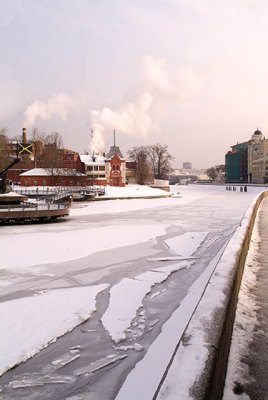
[0,184,264,400]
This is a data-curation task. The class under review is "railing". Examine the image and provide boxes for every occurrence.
[14,185,106,198]
[0,202,69,212]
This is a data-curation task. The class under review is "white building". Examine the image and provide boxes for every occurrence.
[80,145,126,186]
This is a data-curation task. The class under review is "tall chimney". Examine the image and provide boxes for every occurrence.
[22,127,27,144]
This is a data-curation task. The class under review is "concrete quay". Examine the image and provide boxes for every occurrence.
[223,196,268,399]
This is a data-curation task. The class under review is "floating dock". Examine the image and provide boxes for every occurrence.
[0,192,70,223]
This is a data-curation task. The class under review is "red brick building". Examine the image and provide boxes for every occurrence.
[106,150,126,186]
[20,168,86,187]
[5,128,84,182]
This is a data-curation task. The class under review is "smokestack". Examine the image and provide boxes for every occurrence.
[22,128,27,144]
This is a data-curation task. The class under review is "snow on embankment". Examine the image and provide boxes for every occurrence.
[155,190,268,399]
[103,184,170,199]
[0,285,108,376]
[223,204,262,399]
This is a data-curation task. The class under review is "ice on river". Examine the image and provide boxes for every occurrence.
[101,261,192,343]
[0,223,168,271]
[0,284,108,376]
[165,231,208,257]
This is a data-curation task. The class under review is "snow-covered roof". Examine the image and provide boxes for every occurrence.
[80,154,106,165]
[20,168,85,177]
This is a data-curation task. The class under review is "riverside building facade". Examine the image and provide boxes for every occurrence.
[226,128,268,184]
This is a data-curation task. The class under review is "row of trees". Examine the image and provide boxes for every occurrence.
[128,143,173,184]
[0,127,63,147]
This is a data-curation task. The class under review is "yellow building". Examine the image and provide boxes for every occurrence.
[248,129,268,184]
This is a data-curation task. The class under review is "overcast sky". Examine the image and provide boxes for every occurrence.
[1,0,267,168]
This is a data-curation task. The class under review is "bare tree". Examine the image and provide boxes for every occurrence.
[45,131,63,147]
[0,128,20,192]
[9,133,22,142]
[30,127,46,168]
[0,127,9,137]
[146,143,173,180]
[206,167,217,181]
[30,127,46,142]
[0,128,12,170]
[206,165,225,182]
[127,146,152,184]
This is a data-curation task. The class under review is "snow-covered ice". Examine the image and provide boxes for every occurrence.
[8,375,75,389]
[0,284,108,376]
[151,261,192,273]
[165,232,208,256]
[52,353,81,369]
[74,355,128,376]
[1,223,168,270]
[147,256,197,262]
[115,248,225,400]
[102,277,157,343]
[102,262,192,343]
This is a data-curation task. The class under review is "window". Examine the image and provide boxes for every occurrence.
[99,166,105,171]
[94,166,99,171]
[112,165,116,170]
[99,174,106,178]
[117,165,120,170]
[87,166,93,171]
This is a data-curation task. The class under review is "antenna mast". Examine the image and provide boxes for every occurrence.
[91,129,94,156]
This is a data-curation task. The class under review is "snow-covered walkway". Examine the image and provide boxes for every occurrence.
[223,196,268,400]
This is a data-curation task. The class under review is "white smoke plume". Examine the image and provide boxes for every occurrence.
[23,93,74,127]
[89,56,204,154]
[142,55,204,101]
[90,92,153,154]
[142,56,173,94]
